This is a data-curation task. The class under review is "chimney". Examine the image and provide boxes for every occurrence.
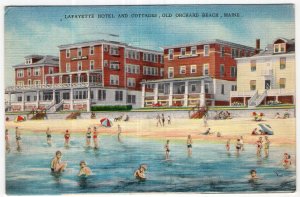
[256,39,260,50]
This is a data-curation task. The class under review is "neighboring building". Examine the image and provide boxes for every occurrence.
[141,39,257,107]
[5,40,164,112]
[230,38,295,107]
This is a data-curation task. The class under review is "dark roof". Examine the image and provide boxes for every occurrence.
[13,55,59,67]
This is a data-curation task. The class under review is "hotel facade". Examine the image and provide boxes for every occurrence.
[230,38,295,107]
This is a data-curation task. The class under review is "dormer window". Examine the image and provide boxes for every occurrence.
[77,48,82,57]
[25,59,32,65]
[274,39,287,54]
[180,48,186,56]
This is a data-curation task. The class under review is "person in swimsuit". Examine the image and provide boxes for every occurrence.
[78,160,92,176]
[117,124,122,142]
[15,127,21,150]
[5,129,10,152]
[240,136,244,151]
[187,135,193,157]
[46,127,52,145]
[167,115,171,125]
[86,127,92,147]
[282,153,292,168]
[236,138,242,154]
[64,130,70,146]
[164,140,170,160]
[203,114,208,127]
[264,136,270,158]
[256,137,263,156]
[156,114,162,127]
[93,127,99,149]
[134,164,147,180]
[225,139,231,151]
[50,151,67,173]
[161,113,165,127]
[249,169,259,180]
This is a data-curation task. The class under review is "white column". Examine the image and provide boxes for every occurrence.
[243,97,246,106]
[70,89,74,110]
[87,87,91,112]
[168,82,173,106]
[52,90,56,103]
[87,73,90,85]
[8,92,11,106]
[21,92,25,111]
[59,75,62,84]
[52,76,55,87]
[77,74,81,84]
[200,80,206,107]
[154,83,158,104]
[36,91,39,108]
[183,81,188,107]
[141,84,145,108]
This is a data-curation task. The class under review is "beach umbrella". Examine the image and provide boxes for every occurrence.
[14,115,25,122]
[257,123,274,135]
[100,118,113,127]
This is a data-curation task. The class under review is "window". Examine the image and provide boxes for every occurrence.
[251,60,256,72]
[66,63,70,72]
[63,92,70,100]
[27,68,31,76]
[110,46,119,55]
[17,81,24,86]
[143,66,158,76]
[274,43,286,53]
[168,67,174,78]
[154,55,158,63]
[90,60,95,70]
[104,45,109,52]
[110,61,119,70]
[220,64,225,77]
[80,75,84,82]
[34,80,41,86]
[127,78,136,87]
[280,57,286,69]
[34,96,37,101]
[27,96,30,102]
[66,49,70,58]
[203,64,209,76]
[230,66,237,77]
[104,60,108,67]
[231,48,236,58]
[221,84,225,94]
[77,48,82,57]
[73,90,88,100]
[204,83,209,94]
[110,75,119,85]
[126,64,140,74]
[127,95,136,104]
[89,46,94,55]
[98,90,106,100]
[191,84,196,92]
[180,48,186,56]
[250,80,256,91]
[17,69,24,78]
[191,65,197,73]
[28,79,32,85]
[231,85,237,91]
[204,45,209,56]
[191,46,197,55]
[77,61,82,71]
[168,49,174,60]
[237,49,241,58]
[49,67,54,74]
[220,45,225,57]
[34,67,40,76]
[160,68,164,77]
[180,66,186,74]
[160,55,164,64]
[279,78,286,89]
[25,59,32,65]
[17,96,22,102]
[115,91,123,101]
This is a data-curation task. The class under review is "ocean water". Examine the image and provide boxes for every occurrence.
[6,130,296,194]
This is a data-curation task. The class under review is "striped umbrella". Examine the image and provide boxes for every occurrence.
[100,118,113,127]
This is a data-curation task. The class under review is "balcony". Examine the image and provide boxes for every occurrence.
[230,91,256,97]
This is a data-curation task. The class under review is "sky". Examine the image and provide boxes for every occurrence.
[4,4,295,87]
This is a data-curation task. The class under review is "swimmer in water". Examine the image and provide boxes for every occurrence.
[93,127,99,149]
[249,169,259,180]
[117,124,122,142]
[282,153,292,168]
[46,127,52,145]
[78,160,92,176]
[165,140,170,160]
[64,130,70,146]
[187,135,192,157]
[264,136,270,158]
[5,129,10,152]
[86,127,92,147]
[134,164,147,180]
[225,139,231,151]
[15,127,21,150]
[256,137,263,157]
[50,151,67,173]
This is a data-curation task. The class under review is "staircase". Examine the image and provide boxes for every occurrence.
[48,99,64,112]
[248,90,267,108]
[46,101,55,111]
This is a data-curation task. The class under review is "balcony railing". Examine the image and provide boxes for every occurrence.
[5,82,103,92]
[230,91,256,97]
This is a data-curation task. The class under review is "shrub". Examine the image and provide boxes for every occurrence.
[91,105,132,111]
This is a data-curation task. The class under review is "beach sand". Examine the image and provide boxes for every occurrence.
[5,117,295,146]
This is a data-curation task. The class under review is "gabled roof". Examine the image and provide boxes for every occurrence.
[13,55,59,68]
[162,39,256,50]
[273,37,295,45]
